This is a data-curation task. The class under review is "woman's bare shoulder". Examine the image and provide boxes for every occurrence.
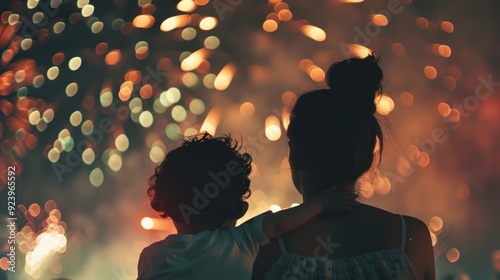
[402,215,431,241]
[357,205,430,243]
[401,215,435,279]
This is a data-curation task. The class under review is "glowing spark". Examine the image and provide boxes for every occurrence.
[281,91,296,106]
[25,233,66,271]
[371,14,388,26]
[438,103,451,117]
[195,0,209,5]
[81,4,94,17]
[300,25,326,41]
[263,20,278,32]
[239,102,255,118]
[346,44,373,58]
[160,15,191,32]
[440,21,454,33]
[424,66,437,79]
[105,50,121,65]
[307,66,325,82]
[133,14,155,29]
[416,17,429,29]
[200,107,221,135]
[265,115,281,141]
[375,94,395,115]
[214,63,236,91]
[278,9,293,21]
[429,216,444,232]
[181,48,210,71]
[438,45,452,58]
[446,248,460,263]
[141,217,154,230]
[177,0,196,12]
[199,17,218,31]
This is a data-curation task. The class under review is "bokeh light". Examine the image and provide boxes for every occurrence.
[141,217,154,230]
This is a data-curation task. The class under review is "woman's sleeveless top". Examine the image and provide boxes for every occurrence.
[262,215,418,280]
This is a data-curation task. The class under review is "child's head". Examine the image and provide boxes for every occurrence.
[147,132,252,227]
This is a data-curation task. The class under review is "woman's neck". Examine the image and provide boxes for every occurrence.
[296,172,356,201]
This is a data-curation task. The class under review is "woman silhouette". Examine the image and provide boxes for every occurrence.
[252,55,435,280]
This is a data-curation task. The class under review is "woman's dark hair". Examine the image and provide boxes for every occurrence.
[287,55,384,190]
[147,132,252,225]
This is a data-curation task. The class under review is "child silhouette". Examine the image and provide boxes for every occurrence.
[138,133,357,280]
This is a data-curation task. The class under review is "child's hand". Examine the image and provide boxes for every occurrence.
[315,187,359,214]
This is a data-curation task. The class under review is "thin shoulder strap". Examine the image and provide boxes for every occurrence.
[399,214,407,251]
[277,236,287,254]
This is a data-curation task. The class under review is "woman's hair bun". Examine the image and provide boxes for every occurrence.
[326,55,383,114]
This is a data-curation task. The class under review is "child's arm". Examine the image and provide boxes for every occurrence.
[262,190,357,240]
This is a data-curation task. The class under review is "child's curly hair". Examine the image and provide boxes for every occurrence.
[147,132,252,226]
